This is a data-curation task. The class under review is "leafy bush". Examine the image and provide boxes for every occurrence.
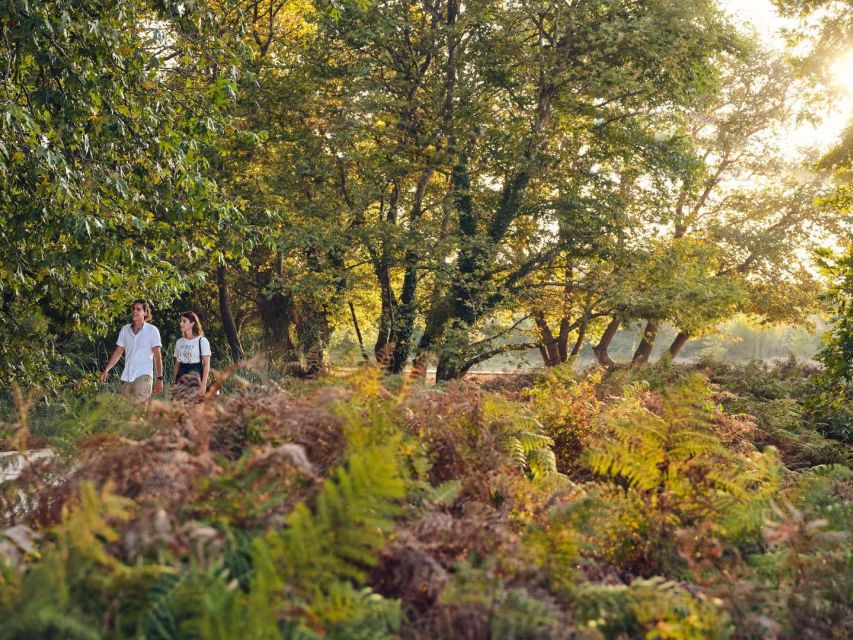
[1,367,850,638]
[585,375,780,572]
[573,577,733,639]
[524,365,602,474]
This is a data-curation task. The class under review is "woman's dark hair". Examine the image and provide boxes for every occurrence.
[180,311,204,337]
[132,299,152,322]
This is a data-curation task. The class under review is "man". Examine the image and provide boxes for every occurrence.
[99,300,164,404]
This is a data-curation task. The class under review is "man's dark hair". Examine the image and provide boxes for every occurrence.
[131,299,153,322]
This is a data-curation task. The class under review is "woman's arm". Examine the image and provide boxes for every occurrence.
[201,355,211,395]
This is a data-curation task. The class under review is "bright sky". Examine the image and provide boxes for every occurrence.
[719,0,852,153]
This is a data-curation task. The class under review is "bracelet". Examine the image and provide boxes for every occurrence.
[156,376,163,380]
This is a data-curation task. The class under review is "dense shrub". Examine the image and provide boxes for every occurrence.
[0,365,850,638]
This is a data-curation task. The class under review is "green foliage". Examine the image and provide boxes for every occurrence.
[0,0,244,386]
[702,358,852,466]
[187,447,315,528]
[0,481,168,639]
[28,393,141,456]
[254,443,405,584]
[482,396,562,482]
[810,245,853,443]
[787,464,853,534]
[1,362,851,638]
[524,490,604,589]
[586,375,781,569]
[237,441,405,636]
[525,366,602,473]
[573,577,733,639]
[439,561,567,639]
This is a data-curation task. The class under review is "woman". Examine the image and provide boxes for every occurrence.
[173,311,212,402]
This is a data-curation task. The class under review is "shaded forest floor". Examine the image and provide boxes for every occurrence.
[1,358,851,639]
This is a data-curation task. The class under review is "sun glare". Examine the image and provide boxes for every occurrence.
[830,49,853,96]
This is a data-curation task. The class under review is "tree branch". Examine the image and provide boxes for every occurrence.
[459,342,541,376]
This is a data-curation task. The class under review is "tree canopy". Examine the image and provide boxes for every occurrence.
[0,0,849,386]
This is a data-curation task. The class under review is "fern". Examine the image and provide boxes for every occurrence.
[525,366,603,471]
[523,489,606,588]
[573,576,733,639]
[0,481,163,640]
[439,562,566,639]
[489,588,563,640]
[246,442,405,634]
[305,582,402,639]
[482,396,562,481]
[132,571,185,640]
[585,375,781,569]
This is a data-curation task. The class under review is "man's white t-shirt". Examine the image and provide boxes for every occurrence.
[174,336,212,364]
[116,323,162,382]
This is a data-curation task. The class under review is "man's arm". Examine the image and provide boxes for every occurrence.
[152,346,164,394]
[100,346,125,383]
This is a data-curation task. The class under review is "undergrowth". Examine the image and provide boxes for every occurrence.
[0,361,850,638]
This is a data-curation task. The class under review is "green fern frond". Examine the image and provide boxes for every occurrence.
[586,374,782,560]
[490,588,562,640]
[483,396,562,480]
[249,442,405,632]
[573,576,733,639]
[55,481,134,569]
[306,582,401,639]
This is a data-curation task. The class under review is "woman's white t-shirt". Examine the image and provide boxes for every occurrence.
[174,336,211,364]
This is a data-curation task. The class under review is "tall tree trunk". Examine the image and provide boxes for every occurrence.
[534,311,560,366]
[349,301,369,362]
[295,304,331,377]
[425,49,552,381]
[557,316,572,362]
[391,167,433,374]
[632,320,659,364]
[433,153,476,381]
[411,276,453,381]
[217,265,244,362]
[593,317,621,367]
[257,254,295,365]
[374,265,396,364]
[390,263,417,373]
[258,289,294,362]
[435,356,460,382]
[570,320,587,358]
[668,330,690,359]
[373,183,399,364]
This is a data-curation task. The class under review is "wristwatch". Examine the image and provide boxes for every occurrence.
[156,375,164,380]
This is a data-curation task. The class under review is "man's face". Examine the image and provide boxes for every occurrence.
[131,304,146,323]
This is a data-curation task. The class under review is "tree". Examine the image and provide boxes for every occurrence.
[409,0,741,380]
[0,0,241,386]
[592,50,837,366]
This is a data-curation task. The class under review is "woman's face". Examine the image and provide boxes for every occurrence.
[180,316,194,335]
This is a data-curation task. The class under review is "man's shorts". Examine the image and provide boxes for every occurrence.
[121,375,153,405]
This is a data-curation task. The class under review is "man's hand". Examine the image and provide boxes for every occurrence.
[101,346,124,385]
[152,346,163,395]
